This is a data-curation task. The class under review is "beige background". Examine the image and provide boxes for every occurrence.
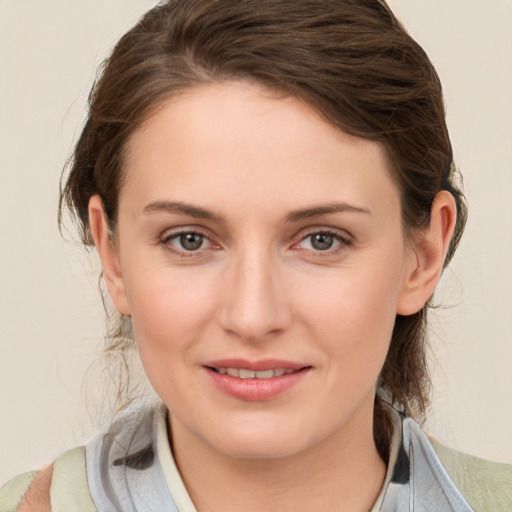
[1,0,511,485]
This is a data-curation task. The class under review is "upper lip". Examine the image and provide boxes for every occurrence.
[202,358,309,371]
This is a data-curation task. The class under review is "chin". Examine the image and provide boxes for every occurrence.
[202,419,318,461]
[218,436,308,460]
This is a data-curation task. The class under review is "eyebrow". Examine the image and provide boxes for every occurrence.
[285,202,372,222]
[143,201,225,222]
[142,200,371,223]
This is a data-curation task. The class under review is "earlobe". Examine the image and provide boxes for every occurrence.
[397,191,457,315]
[88,195,131,316]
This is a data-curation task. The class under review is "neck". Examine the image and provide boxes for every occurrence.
[170,404,387,512]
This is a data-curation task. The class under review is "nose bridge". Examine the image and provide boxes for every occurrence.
[219,242,290,341]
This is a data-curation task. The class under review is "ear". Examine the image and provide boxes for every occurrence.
[88,195,131,316]
[397,191,457,315]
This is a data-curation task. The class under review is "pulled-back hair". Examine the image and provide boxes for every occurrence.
[60,0,467,452]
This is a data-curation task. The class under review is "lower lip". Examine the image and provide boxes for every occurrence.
[204,368,310,401]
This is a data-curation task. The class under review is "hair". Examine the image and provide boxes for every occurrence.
[60,0,467,456]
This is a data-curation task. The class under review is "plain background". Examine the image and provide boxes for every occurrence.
[1,0,511,485]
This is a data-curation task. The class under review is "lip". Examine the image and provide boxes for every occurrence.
[202,358,311,401]
[203,358,307,372]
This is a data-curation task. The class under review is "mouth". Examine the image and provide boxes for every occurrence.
[206,367,304,379]
[203,360,311,400]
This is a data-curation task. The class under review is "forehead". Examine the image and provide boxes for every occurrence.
[120,81,400,221]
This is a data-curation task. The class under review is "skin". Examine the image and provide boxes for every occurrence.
[90,81,456,511]
[18,464,53,512]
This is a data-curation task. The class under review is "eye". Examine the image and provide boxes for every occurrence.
[162,231,213,253]
[296,231,351,252]
[178,232,206,251]
[309,233,336,251]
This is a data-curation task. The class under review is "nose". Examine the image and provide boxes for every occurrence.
[218,248,292,342]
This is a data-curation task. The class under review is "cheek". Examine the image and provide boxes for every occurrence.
[124,268,216,358]
[300,258,405,364]
[307,283,398,408]
[123,267,221,405]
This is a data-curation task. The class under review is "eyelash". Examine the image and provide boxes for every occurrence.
[294,230,353,255]
[160,229,216,257]
[159,228,353,257]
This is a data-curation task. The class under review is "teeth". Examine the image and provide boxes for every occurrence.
[254,369,274,379]
[216,368,296,379]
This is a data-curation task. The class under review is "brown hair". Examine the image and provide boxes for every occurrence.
[60,0,467,450]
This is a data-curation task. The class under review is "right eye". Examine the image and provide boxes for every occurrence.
[161,230,214,254]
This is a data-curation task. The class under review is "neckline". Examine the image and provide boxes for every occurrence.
[155,403,403,512]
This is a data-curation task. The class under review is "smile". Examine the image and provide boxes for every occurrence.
[203,362,311,401]
[210,368,297,379]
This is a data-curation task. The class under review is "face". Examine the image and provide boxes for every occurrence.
[99,81,420,460]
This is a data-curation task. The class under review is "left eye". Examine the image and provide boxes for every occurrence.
[298,232,347,251]
[165,232,211,251]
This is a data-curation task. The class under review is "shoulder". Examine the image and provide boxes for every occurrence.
[384,409,512,511]
[429,435,512,512]
[0,446,97,512]
[0,470,38,512]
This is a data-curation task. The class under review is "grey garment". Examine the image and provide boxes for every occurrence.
[380,413,474,511]
[86,401,179,512]
[85,402,473,512]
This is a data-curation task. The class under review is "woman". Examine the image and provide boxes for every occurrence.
[1,0,511,510]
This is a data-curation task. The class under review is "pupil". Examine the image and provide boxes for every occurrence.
[312,234,333,250]
[180,233,203,250]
